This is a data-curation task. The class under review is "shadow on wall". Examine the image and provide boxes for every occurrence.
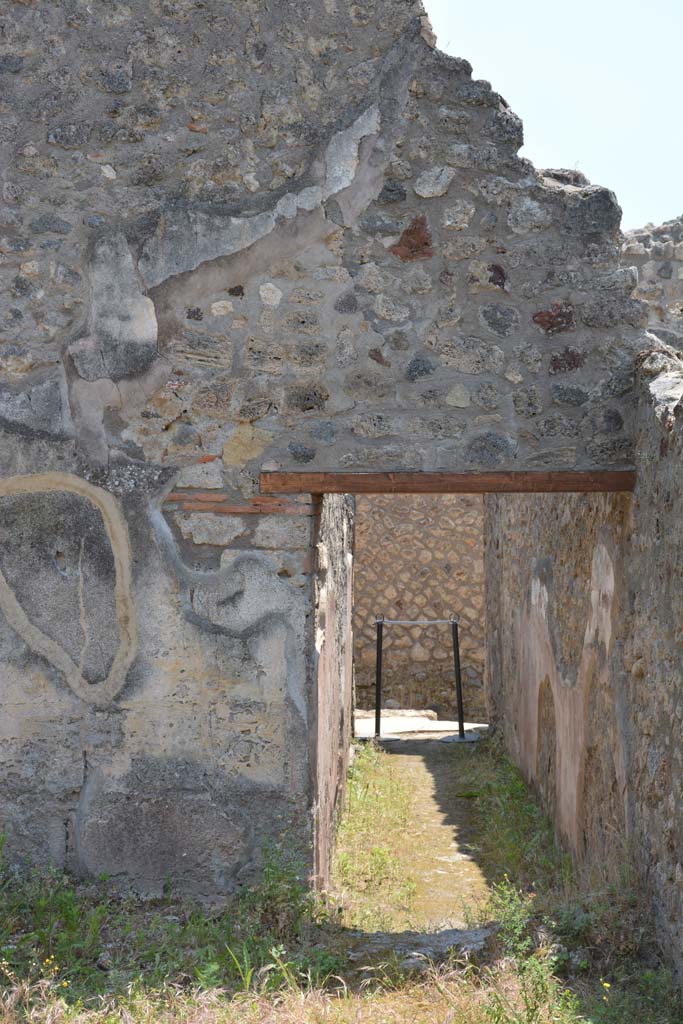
[353,494,486,720]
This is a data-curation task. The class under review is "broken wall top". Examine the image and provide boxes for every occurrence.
[0,0,649,493]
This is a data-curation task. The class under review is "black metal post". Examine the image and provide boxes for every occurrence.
[375,616,384,739]
[451,618,465,739]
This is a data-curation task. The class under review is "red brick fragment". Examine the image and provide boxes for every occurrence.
[532,302,575,336]
[390,214,433,261]
[368,348,391,367]
[549,347,587,375]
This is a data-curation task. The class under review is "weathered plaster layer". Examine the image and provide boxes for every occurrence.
[484,491,630,855]
[313,494,355,888]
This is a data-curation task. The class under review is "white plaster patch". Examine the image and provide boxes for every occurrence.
[648,371,683,416]
[585,542,615,652]
[323,104,380,197]
[177,513,246,547]
[139,103,381,288]
[259,283,283,307]
[174,460,224,489]
[530,577,549,618]
[210,300,234,316]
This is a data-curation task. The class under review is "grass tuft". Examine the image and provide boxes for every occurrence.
[0,738,681,1023]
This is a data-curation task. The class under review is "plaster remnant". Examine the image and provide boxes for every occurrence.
[175,461,223,489]
[69,233,158,382]
[138,105,382,289]
[177,513,246,547]
[0,473,137,706]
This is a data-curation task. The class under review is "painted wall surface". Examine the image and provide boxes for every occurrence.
[484,490,630,856]
[353,494,485,718]
[0,0,651,892]
[484,349,683,975]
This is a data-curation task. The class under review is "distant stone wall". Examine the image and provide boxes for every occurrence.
[353,494,486,719]
[485,348,683,978]
[623,217,683,342]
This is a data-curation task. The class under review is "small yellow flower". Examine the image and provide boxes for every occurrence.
[62,980,69,988]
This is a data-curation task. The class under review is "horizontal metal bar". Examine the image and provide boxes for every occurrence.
[375,617,459,625]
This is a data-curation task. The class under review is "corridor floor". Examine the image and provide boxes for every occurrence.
[378,737,491,931]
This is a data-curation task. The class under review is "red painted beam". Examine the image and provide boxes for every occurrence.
[259,470,637,495]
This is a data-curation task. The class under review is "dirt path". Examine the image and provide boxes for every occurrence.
[381,736,491,930]
[340,736,494,972]
[381,737,491,930]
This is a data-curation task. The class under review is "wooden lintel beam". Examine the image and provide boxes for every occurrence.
[260,470,637,496]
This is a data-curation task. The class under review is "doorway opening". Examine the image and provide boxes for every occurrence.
[352,493,488,742]
[245,469,683,1017]
[260,468,637,888]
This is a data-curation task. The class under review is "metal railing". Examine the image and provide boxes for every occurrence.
[374,615,465,739]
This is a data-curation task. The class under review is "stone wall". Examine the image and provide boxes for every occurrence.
[353,494,486,719]
[1,3,648,480]
[624,217,683,343]
[0,0,652,892]
[622,347,683,973]
[484,348,683,976]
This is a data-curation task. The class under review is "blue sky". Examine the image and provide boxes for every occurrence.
[424,0,682,231]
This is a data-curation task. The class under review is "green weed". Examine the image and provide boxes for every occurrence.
[333,742,417,929]
[1,739,682,1024]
